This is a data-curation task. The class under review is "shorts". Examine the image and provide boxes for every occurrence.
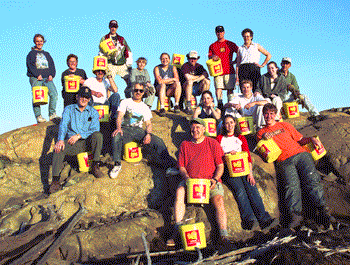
[178,179,225,199]
[192,82,202,96]
[107,63,129,79]
[214,74,235,90]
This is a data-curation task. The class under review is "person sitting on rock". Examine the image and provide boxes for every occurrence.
[224,79,268,130]
[257,103,331,230]
[110,82,179,178]
[154,53,182,116]
[217,115,276,230]
[180,50,210,115]
[126,57,155,109]
[61,54,88,107]
[255,61,287,120]
[167,118,232,247]
[279,57,325,123]
[50,87,104,194]
[83,64,120,120]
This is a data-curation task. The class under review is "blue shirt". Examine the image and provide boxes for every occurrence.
[58,104,100,141]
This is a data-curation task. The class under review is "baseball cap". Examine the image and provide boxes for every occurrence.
[189,118,206,127]
[187,50,200,59]
[215,25,225,33]
[281,57,292,64]
[109,20,118,28]
[77,86,92,98]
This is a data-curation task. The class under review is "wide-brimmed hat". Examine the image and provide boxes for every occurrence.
[186,50,200,59]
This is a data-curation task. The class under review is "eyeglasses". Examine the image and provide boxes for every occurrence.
[134,89,144,93]
[281,61,290,65]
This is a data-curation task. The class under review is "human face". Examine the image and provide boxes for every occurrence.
[34,37,44,50]
[67,57,78,71]
[242,32,252,45]
[137,60,146,70]
[202,93,213,107]
[76,95,90,109]
[160,54,170,66]
[189,57,198,66]
[241,83,252,97]
[109,26,117,35]
[267,63,278,77]
[132,84,145,101]
[95,70,105,80]
[263,110,277,126]
[216,31,225,41]
[224,116,236,135]
[191,123,205,141]
[281,61,291,72]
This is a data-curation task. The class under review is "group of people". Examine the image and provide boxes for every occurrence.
[26,20,331,247]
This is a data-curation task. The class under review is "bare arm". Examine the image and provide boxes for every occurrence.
[256,44,271,68]
[107,75,118,93]
[111,111,125,137]
[210,163,224,189]
[154,66,174,85]
[179,166,191,180]
[143,119,152,145]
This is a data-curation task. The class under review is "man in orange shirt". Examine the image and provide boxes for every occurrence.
[257,103,331,230]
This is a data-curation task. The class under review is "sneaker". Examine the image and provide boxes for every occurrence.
[184,107,193,115]
[166,167,180,176]
[49,113,60,121]
[49,180,62,194]
[288,214,303,230]
[159,108,166,117]
[110,164,122,179]
[36,115,47,123]
[174,105,180,114]
[92,161,104,178]
[166,238,176,247]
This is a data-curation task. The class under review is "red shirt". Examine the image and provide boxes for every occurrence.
[257,122,306,162]
[178,137,224,182]
[208,40,239,75]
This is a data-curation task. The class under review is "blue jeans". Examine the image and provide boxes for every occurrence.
[112,126,174,168]
[92,92,120,120]
[275,152,326,225]
[223,169,271,226]
[30,77,58,117]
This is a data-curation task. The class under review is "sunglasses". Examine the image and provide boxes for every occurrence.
[134,89,144,93]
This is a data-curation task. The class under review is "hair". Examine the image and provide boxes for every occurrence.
[267,61,278,68]
[240,79,253,88]
[32,34,46,50]
[66,54,78,65]
[221,115,239,137]
[136,57,147,64]
[200,90,214,106]
[133,82,145,90]
[160,53,170,60]
[241,28,254,38]
[262,103,278,114]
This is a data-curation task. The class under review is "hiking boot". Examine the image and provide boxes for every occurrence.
[166,167,180,176]
[241,219,259,230]
[174,105,180,114]
[159,108,166,117]
[260,218,279,230]
[92,161,104,178]
[110,164,122,179]
[49,180,62,194]
[36,115,47,123]
[216,236,236,250]
[288,214,303,230]
[316,207,331,230]
[49,113,60,121]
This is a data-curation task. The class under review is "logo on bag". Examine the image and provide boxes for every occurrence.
[97,58,106,67]
[231,159,244,173]
[208,122,216,133]
[128,147,140,158]
[288,106,298,115]
[193,184,207,199]
[213,64,222,74]
[259,144,270,158]
[239,121,250,132]
[68,80,77,90]
[107,40,116,50]
[185,229,201,247]
[35,89,44,99]
[173,56,181,64]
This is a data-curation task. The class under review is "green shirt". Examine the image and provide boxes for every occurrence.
[280,70,299,91]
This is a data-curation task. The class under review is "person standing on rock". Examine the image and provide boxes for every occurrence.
[110,82,179,178]
[50,87,104,194]
[180,50,210,115]
[208,26,239,111]
[99,20,132,88]
[26,34,59,123]
[279,57,325,123]
[167,118,233,247]
[257,103,331,230]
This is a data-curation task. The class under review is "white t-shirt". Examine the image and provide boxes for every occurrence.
[84,77,110,104]
[118,98,152,128]
[220,134,243,154]
[228,94,265,116]
[238,42,261,64]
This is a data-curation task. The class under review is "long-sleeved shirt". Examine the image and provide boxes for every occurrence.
[279,70,299,91]
[256,73,287,100]
[57,104,100,141]
[26,49,56,78]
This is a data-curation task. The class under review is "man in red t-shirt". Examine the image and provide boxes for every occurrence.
[166,118,233,248]
[257,103,331,230]
[208,26,239,110]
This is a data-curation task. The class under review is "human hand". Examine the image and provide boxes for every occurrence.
[254,63,263,68]
[37,75,43,81]
[67,134,80,145]
[212,55,219,61]
[95,92,103,98]
[253,92,261,97]
[48,75,53,81]
[210,179,217,190]
[229,150,237,155]
[245,103,254,109]
[247,174,256,185]
[312,137,323,150]
[262,132,273,140]
[54,140,65,153]
[143,133,151,145]
[112,128,123,137]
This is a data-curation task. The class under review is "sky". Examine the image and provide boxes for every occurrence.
[0,0,349,134]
